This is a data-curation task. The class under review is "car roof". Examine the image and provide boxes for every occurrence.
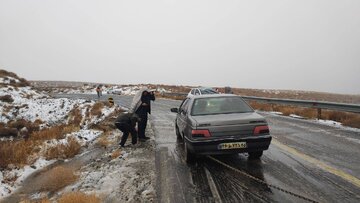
[189,94,238,99]
[191,87,214,90]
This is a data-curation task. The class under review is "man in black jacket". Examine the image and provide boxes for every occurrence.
[135,90,155,141]
[115,112,140,147]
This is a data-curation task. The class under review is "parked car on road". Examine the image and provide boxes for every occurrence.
[170,94,271,162]
[187,87,218,97]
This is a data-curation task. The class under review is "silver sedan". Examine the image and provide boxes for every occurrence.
[171,94,272,162]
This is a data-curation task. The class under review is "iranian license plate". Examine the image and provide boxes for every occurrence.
[218,142,247,150]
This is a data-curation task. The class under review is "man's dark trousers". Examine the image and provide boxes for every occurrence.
[115,122,137,146]
[137,113,148,139]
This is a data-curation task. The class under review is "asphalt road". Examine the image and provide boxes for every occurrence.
[56,94,360,203]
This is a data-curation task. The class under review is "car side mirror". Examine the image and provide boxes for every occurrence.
[170,108,179,113]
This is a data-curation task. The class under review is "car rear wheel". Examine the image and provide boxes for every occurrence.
[184,141,195,163]
[248,151,263,159]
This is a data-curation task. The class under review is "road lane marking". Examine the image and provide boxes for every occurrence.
[204,167,223,203]
[272,139,360,188]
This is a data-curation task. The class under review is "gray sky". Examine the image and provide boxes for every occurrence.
[0,0,359,94]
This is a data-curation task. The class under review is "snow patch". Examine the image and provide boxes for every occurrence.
[0,86,86,124]
[289,114,305,119]
[71,130,102,145]
[316,119,343,127]
[0,158,55,198]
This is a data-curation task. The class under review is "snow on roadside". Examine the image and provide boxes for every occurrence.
[314,119,360,133]
[316,119,343,127]
[0,86,84,124]
[71,130,103,145]
[65,140,156,203]
[262,111,360,133]
[0,159,55,198]
[0,85,119,199]
[289,114,305,119]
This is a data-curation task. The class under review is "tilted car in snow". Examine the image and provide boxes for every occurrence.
[170,94,272,162]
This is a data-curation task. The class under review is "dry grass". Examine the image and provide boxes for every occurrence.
[157,93,186,100]
[90,107,123,133]
[0,126,18,137]
[40,166,78,192]
[111,149,121,159]
[89,122,113,132]
[90,102,104,117]
[0,121,83,168]
[7,119,41,135]
[45,137,81,160]
[30,125,66,141]
[0,139,35,168]
[62,124,80,135]
[322,110,360,128]
[21,198,51,203]
[68,107,83,126]
[96,133,111,148]
[30,124,79,141]
[248,101,273,111]
[0,69,30,87]
[58,192,100,203]
[0,95,14,103]
[342,116,360,128]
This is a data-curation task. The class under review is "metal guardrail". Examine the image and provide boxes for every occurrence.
[241,96,360,114]
[161,92,360,118]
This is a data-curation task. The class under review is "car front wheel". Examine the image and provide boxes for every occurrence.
[248,151,263,159]
[175,124,181,139]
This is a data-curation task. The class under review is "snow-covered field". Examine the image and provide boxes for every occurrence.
[1,74,156,202]
[0,80,118,199]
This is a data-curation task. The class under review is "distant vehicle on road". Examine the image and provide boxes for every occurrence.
[187,87,218,97]
[107,88,122,95]
[170,94,271,162]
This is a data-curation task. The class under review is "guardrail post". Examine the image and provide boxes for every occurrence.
[317,108,322,119]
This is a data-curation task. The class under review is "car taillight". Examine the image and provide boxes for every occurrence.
[191,129,211,138]
[253,126,269,135]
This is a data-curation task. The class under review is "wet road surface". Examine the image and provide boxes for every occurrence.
[55,94,360,203]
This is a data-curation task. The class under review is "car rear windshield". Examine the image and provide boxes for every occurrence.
[191,97,254,116]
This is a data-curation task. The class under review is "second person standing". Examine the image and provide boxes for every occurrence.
[134,88,155,141]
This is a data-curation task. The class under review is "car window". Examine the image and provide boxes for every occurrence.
[180,98,190,113]
[200,89,218,94]
[191,89,195,95]
[191,97,253,116]
[195,90,200,95]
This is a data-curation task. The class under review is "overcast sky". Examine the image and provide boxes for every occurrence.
[0,0,359,94]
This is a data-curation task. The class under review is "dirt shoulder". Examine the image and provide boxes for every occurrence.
[61,128,157,203]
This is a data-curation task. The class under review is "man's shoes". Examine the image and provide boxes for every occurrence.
[139,137,150,142]
[119,143,126,148]
[131,142,140,147]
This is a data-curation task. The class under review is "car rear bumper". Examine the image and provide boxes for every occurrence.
[185,135,272,155]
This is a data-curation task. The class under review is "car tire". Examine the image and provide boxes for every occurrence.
[248,151,263,159]
[175,124,181,139]
[184,141,195,163]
